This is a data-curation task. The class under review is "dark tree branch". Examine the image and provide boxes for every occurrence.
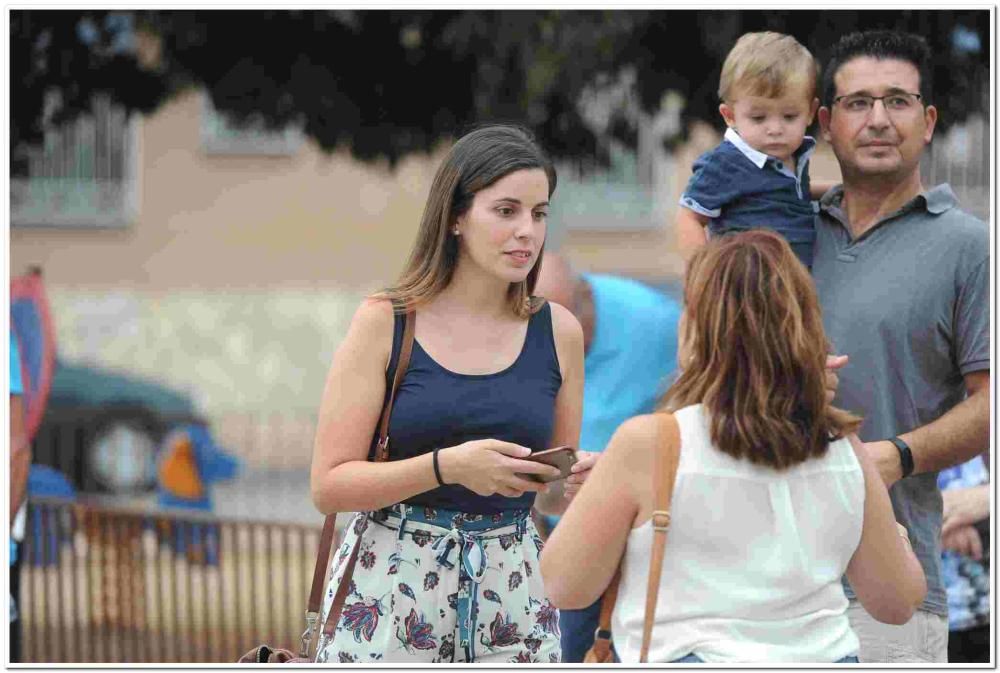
[10,9,990,176]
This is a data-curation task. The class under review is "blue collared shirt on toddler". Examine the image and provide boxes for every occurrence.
[679,127,817,268]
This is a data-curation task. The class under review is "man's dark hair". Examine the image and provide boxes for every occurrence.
[821,31,933,107]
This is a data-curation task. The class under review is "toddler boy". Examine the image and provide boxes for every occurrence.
[677,31,829,268]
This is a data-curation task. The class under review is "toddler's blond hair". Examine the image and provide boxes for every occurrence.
[719,32,818,103]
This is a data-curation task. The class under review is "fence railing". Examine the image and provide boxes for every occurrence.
[18,497,332,663]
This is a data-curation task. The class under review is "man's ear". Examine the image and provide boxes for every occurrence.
[818,106,832,142]
[923,105,938,144]
[719,103,736,128]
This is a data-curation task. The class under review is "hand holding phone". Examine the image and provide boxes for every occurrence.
[517,446,578,483]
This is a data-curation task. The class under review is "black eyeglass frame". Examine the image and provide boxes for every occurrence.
[830,91,924,111]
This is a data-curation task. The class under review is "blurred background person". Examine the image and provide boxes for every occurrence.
[532,251,681,663]
[9,330,29,663]
[540,231,927,664]
[938,455,990,663]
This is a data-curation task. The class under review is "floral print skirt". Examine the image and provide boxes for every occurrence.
[314,503,561,663]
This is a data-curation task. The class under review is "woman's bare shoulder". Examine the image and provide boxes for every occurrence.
[354,297,395,331]
[614,413,668,445]
[605,413,671,464]
[343,297,396,364]
[546,300,583,349]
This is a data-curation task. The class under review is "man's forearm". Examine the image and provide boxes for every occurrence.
[866,378,989,487]
[904,384,989,476]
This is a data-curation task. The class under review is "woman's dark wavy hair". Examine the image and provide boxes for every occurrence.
[662,230,862,470]
[375,124,557,317]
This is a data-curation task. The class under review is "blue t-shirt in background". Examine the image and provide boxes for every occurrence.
[680,127,817,268]
[547,274,681,528]
[10,331,23,395]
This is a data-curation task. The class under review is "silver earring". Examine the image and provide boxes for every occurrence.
[453,228,460,235]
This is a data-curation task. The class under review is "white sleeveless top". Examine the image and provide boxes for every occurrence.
[611,404,864,663]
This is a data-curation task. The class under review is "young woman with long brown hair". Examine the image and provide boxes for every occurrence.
[540,230,926,663]
[310,125,588,663]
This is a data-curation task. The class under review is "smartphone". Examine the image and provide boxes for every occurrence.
[518,446,578,483]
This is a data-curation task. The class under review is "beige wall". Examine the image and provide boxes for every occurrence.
[561,122,720,283]
[11,89,445,293]
[11,90,454,418]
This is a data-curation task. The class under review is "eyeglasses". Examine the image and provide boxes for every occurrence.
[832,92,923,115]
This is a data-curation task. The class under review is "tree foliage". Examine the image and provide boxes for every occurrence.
[11,9,990,175]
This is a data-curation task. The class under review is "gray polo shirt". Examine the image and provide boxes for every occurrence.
[812,183,989,617]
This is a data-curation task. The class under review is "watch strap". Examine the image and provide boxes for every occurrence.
[888,436,914,479]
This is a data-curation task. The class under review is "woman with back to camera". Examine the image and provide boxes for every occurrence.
[310,125,589,664]
[540,230,927,663]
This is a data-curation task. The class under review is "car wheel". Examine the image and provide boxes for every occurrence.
[85,412,161,494]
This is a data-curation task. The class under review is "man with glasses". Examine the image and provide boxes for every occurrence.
[811,30,989,662]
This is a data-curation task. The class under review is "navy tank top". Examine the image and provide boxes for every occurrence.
[369,302,563,514]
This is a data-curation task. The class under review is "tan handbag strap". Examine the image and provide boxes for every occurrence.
[639,412,681,663]
[301,310,415,654]
[587,413,681,663]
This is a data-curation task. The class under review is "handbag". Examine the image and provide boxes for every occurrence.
[583,413,681,664]
[238,310,415,663]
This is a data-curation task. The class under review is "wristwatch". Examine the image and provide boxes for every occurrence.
[887,436,914,479]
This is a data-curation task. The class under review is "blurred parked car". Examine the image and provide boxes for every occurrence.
[30,359,208,495]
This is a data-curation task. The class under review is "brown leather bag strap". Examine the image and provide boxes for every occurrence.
[306,515,339,615]
[639,413,681,663]
[374,309,415,462]
[321,534,363,639]
[301,309,415,655]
